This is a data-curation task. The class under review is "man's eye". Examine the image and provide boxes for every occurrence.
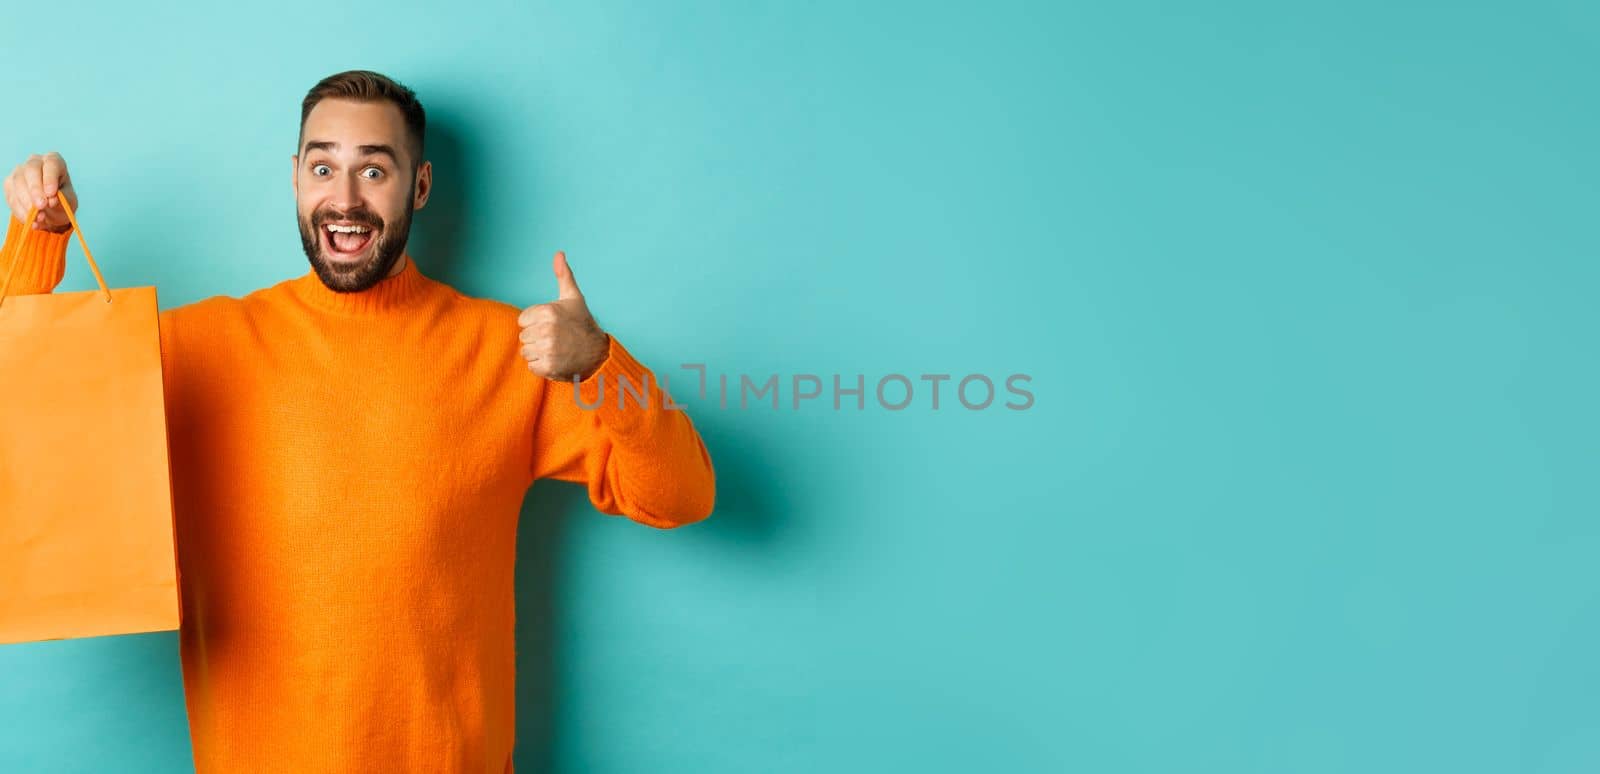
[362,167,383,180]
[312,164,331,175]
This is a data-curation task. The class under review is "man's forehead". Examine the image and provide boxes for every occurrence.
[302,140,399,157]
[300,100,409,152]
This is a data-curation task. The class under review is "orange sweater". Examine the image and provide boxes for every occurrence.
[1,216,715,772]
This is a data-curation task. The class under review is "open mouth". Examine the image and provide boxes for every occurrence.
[320,221,377,259]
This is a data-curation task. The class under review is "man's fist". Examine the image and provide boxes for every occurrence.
[518,251,610,381]
[4,152,79,232]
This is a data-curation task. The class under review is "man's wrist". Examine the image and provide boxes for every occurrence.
[576,331,612,382]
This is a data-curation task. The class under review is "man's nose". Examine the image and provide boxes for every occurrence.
[329,172,364,212]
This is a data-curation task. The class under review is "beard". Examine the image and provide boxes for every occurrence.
[297,198,414,293]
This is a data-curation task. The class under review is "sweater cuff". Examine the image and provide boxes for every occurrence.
[575,334,663,435]
[0,215,71,295]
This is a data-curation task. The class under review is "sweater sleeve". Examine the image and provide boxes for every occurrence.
[0,215,72,295]
[530,333,716,529]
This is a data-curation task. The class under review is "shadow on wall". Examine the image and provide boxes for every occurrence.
[510,411,787,771]
[404,103,512,297]
[512,481,582,774]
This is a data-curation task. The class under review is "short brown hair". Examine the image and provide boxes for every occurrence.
[299,70,426,166]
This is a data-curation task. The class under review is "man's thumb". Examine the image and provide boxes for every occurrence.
[553,251,582,299]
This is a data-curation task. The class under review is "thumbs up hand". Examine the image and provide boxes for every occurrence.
[518,251,611,381]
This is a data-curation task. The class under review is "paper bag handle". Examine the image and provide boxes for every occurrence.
[0,196,113,307]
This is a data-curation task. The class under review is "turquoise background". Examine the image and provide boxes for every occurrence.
[2,0,1595,771]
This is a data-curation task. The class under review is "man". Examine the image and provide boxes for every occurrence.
[0,70,715,772]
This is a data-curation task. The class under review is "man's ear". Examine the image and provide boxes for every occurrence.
[290,154,298,191]
[413,160,432,210]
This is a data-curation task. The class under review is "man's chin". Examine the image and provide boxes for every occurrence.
[321,249,374,270]
[309,249,395,293]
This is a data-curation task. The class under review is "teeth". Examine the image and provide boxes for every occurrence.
[325,224,371,234]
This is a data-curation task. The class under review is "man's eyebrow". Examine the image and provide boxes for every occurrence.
[301,141,400,163]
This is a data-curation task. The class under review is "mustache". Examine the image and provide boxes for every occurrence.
[312,207,384,229]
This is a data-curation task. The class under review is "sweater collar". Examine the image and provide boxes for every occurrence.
[289,253,434,315]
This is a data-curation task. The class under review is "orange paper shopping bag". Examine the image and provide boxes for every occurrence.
[0,201,178,644]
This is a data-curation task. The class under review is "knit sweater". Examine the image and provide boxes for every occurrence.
[0,216,716,773]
